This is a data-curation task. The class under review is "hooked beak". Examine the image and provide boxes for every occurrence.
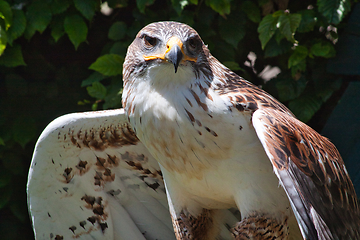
[143,36,197,73]
[165,37,183,73]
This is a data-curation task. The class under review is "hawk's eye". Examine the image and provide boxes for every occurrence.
[143,35,157,47]
[187,37,200,52]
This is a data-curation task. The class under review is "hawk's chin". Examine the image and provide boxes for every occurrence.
[145,62,196,87]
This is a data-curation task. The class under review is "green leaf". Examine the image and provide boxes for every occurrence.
[74,0,98,20]
[0,25,7,55]
[274,28,285,44]
[92,102,98,111]
[297,9,317,33]
[317,0,351,24]
[219,13,246,48]
[171,0,190,15]
[81,72,107,87]
[103,79,123,109]
[316,79,342,102]
[107,0,129,8]
[64,14,88,50]
[288,45,308,68]
[0,168,11,188]
[108,21,127,41]
[50,0,71,15]
[12,117,36,148]
[276,76,307,102]
[136,0,155,13]
[258,14,279,49]
[0,185,12,209]
[206,0,231,16]
[264,38,292,58]
[89,54,124,76]
[223,61,245,71]
[50,15,64,42]
[310,41,336,58]
[10,201,27,222]
[0,44,26,67]
[241,1,261,23]
[278,13,301,42]
[291,58,306,76]
[289,95,323,122]
[0,137,4,146]
[25,1,52,38]
[109,41,128,55]
[0,0,12,30]
[87,82,107,99]
[6,10,26,44]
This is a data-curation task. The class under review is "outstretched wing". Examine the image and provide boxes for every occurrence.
[27,109,175,240]
[252,108,360,239]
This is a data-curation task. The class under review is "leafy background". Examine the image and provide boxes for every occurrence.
[0,0,359,239]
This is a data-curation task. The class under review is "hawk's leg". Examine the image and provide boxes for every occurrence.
[171,209,219,240]
[231,212,289,240]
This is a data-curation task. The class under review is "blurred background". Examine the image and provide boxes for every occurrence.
[0,0,359,239]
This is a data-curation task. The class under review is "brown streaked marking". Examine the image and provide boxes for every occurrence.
[99,222,108,233]
[247,102,258,111]
[235,95,245,103]
[96,157,106,168]
[81,195,96,207]
[55,235,64,240]
[79,221,86,229]
[107,154,118,166]
[94,171,103,186]
[71,136,77,145]
[204,80,211,87]
[206,92,213,101]
[184,109,195,124]
[239,125,243,130]
[77,160,87,169]
[93,205,104,216]
[103,168,115,182]
[107,189,121,196]
[185,97,193,107]
[189,89,208,111]
[104,168,112,176]
[204,127,218,137]
[172,209,217,240]
[231,212,289,240]
[199,84,213,102]
[146,182,160,191]
[195,119,202,127]
[87,216,96,225]
[63,168,73,183]
[69,226,77,234]
[234,103,244,112]
[68,123,139,151]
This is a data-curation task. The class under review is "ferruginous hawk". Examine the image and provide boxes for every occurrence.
[27,21,360,240]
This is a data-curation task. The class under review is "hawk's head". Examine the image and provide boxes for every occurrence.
[123,21,212,86]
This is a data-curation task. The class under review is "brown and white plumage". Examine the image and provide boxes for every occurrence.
[28,21,360,239]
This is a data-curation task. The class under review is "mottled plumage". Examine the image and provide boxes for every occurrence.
[28,21,360,240]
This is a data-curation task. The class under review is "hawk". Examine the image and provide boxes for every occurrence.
[27,21,360,240]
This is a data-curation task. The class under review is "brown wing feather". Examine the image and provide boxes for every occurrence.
[252,108,360,239]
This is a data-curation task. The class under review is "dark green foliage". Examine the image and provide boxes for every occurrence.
[0,0,357,239]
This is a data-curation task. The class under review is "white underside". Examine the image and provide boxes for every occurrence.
[124,61,302,239]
